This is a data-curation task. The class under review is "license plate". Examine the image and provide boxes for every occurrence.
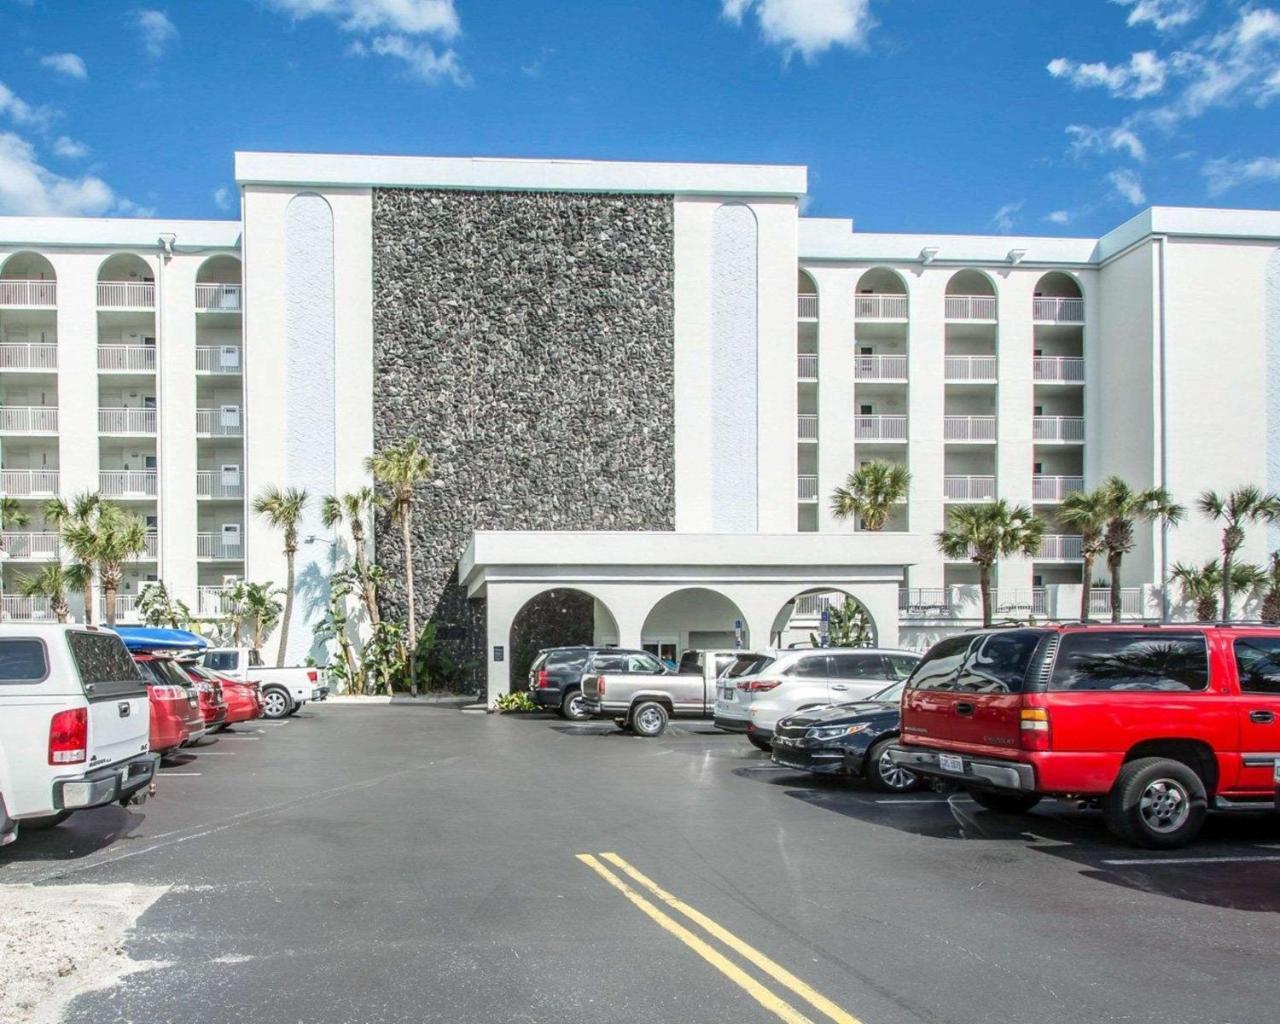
[721,689,735,702]
[939,753,964,774]
[774,736,795,747]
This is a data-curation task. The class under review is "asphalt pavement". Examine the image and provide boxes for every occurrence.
[5,705,1280,1024]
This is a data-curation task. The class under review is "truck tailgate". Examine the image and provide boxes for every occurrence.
[88,692,151,769]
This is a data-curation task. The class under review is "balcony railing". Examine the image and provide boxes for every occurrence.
[944,294,997,320]
[0,279,57,307]
[0,343,57,370]
[97,281,155,308]
[797,475,818,502]
[98,407,157,434]
[0,406,58,433]
[855,414,908,441]
[797,353,818,380]
[1033,356,1085,382]
[0,531,59,559]
[98,344,156,372]
[944,475,996,501]
[854,293,908,320]
[854,354,908,380]
[1,595,55,621]
[1038,534,1084,560]
[1033,296,1084,323]
[195,346,244,374]
[196,408,242,437]
[944,415,997,442]
[99,470,157,498]
[197,532,244,560]
[792,592,839,619]
[797,294,818,319]
[1089,588,1145,617]
[0,469,59,496]
[898,588,951,615]
[944,354,997,381]
[136,532,159,560]
[992,588,1048,617]
[1032,474,1084,501]
[100,594,140,621]
[195,283,242,311]
[196,470,244,499]
[797,414,818,441]
[197,586,236,617]
[1033,415,1085,442]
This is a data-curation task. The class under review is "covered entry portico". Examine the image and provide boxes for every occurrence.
[459,531,919,705]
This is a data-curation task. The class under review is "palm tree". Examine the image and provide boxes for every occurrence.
[1100,477,1185,624]
[321,487,383,626]
[1058,486,1112,621]
[241,582,284,653]
[935,501,1046,627]
[830,461,911,532]
[0,495,31,620]
[18,563,82,623]
[1198,486,1280,621]
[44,492,101,623]
[69,505,148,626]
[253,487,309,667]
[1262,553,1280,624]
[366,438,434,695]
[1172,560,1267,622]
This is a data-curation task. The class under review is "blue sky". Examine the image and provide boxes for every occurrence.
[0,0,1277,235]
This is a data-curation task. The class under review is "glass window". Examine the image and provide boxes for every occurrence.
[678,651,704,675]
[908,634,975,691]
[713,654,736,677]
[888,654,921,680]
[203,651,236,672]
[790,654,832,678]
[627,654,665,674]
[1233,637,1280,695]
[548,650,588,673]
[0,639,48,683]
[1049,632,1209,692]
[67,631,145,698]
[591,654,628,674]
[830,653,890,680]
[870,679,906,703]
[726,654,774,678]
[954,632,1042,694]
[248,649,263,668]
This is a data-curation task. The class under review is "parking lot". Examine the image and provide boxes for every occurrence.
[5,704,1280,1024]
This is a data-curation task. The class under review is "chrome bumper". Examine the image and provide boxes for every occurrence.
[889,746,1036,791]
[55,752,160,810]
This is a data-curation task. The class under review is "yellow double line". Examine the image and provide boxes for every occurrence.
[577,852,863,1024]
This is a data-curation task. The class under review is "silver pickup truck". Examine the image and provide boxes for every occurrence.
[581,649,775,737]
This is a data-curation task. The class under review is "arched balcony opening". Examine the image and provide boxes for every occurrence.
[854,267,908,320]
[944,269,997,321]
[797,269,818,320]
[97,253,155,309]
[0,252,56,307]
[1033,271,1084,324]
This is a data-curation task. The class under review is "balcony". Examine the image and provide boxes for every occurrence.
[97,281,155,309]
[853,354,908,381]
[944,295,997,321]
[855,414,908,442]
[797,294,818,319]
[944,355,997,382]
[99,407,156,435]
[98,344,156,373]
[197,407,242,438]
[0,469,59,496]
[944,415,996,442]
[0,406,58,434]
[197,586,235,616]
[1032,474,1084,501]
[1033,415,1085,443]
[196,346,244,374]
[1033,356,1085,383]
[100,594,141,622]
[1089,588,1144,617]
[797,475,818,502]
[99,470,157,498]
[1033,297,1084,323]
[0,280,56,307]
[854,293,908,320]
[992,588,1048,617]
[196,470,244,499]
[0,343,57,370]
[1,531,59,559]
[197,532,244,560]
[898,588,951,615]
[944,475,996,502]
[136,532,159,560]
[797,353,818,380]
[797,414,818,442]
[1,595,55,621]
[1038,534,1084,560]
[195,283,242,312]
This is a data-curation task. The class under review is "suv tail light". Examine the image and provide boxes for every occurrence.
[536,669,550,689]
[597,676,605,696]
[49,708,88,765]
[738,679,781,693]
[307,670,318,684]
[1019,707,1051,751]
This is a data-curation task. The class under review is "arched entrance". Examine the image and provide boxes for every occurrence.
[508,587,619,691]
[770,588,878,649]
[641,587,750,662]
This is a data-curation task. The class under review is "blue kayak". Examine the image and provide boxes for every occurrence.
[112,625,210,653]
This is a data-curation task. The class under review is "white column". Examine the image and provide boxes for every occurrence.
[815,267,856,532]
[907,267,946,589]
[996,271,1035,593]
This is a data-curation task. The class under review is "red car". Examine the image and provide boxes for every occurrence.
[184,664,228,731]
[133,653,205,753]
[183,664,260,729]
[891,625,1280,848]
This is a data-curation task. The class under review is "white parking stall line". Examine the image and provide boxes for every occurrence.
[191,751,236,756]
[1101,855,1280,867]
[160,772,202,777]
[874,798,956,805]
[218,735,260,740]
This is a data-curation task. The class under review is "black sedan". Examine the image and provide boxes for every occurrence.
[768,680,922,792]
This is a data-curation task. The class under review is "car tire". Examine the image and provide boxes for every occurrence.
[630,701,669,738]
[865,738,921,793]
[747,734,772,753]
[560,689,590,722]
[261,687,291,719]
[22,811,71,830]
[1103,756,1207,850]
[968,790,1043,814]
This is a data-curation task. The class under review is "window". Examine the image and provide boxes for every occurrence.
[0,639,48,683]
[678,651,704,675]
[789,654,832,678]
[887,654,920,680]
[1049,632,1209,692]
[713,654,736,678]
[67,631,145,698]
[1234,637,1280,695]
[627,653,666,674]
[547,650,588,673]
[908,634,975,691]
[204,650,236,672]
[727,654,774,678]
[954,632,1042,693]
[591,654,628,674]
[829,653,890,680]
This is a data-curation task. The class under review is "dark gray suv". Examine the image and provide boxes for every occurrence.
[528,646,667,720]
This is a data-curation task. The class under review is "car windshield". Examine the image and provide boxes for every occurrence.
[869,679,906,703]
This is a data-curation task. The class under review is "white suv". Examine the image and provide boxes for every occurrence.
[715,647,919,751]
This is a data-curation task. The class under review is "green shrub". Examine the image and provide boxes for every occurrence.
[492,691,538,713]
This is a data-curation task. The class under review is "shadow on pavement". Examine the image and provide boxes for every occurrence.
[0,805,147,866]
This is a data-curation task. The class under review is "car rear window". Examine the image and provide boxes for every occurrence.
[68,631,146,698]
[727,655,774,678]
[0,638,48,683]
[1234,637,1280,694]
[678,651,704,674]
[203,651,237,672]
[908,634,976,691]
[954,632,1042,693]
[1048,632,1209,692]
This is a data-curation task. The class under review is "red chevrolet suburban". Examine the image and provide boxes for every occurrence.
[890,625,1280,848]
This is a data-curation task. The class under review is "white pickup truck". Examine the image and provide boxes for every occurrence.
[1,624,158,846]
[202,647,324,719]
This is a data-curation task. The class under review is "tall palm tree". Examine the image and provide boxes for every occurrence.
[935,501,1045,627]
[1197,486,1280,621]
[366,438,434,694]
[830,461,911,532]
[0,495,31,620]
[19,563,84,623]
[253,486,309,667]
[241,582,284,653]
[321,486,384,626]
[68,504,148,626]
[1100,476,1185,624]
[1262,553,1280,624]
[44,492,101,624]
[1171,560,1266,622]
[1058,486,1112,621]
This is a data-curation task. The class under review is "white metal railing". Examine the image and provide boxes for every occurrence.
[797,414,818,441]
[196,408,242,437]
[944,415,997,441]
[136,532,159,560]
[855,414,908,441]
[97,344,157,372]
[1033,415,1085,442]
[1032,475,1084,501]
[0,343,57,369]
[197,532,244,560]
[0,279,57,306]
[992,588,1047,617]
[1033,296,1084,322]
[1038,534,1084,560]
[797,475,818,501]
[197,586,236,616]
[0,470,59,496]
[98,407,157,434]
[98,470,157,497]
[0,406,58,433]
[0,531,59,559]
[944,294,997,320]
[195,282,242,311]
[1033,356,1085,382]
[1089,588,1145,617]
[1,595,55,621]
[195,346,244,373]
[96,281,155,308]
[196,470,244,499]
[944,354,997,380]
[855,293,908,319]
[100,594,140,621]
[797,353,818,379]
[797,293,818,319]
[944,475,996,501]
[899,588,951,614]
[792,592,840,619]
[854,354,908,380]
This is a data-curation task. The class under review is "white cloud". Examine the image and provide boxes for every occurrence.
[1202,154,1280,195]
[1111,0,1202,32]
[1066,123,1148,162]
[39,52,88,80]
[990,201,1024,233]
[1045,210,1073,225]
[212,186,233,210]
[1108,168,1147,205]
[134,10,179,58]
[722,0,875,62]
[348,33,468,84]
[52,135,88,159]
[0,131,140,216]
[1047,49,1167,99]
[0,81,58,130]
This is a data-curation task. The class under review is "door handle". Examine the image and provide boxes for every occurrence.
[1250,710,1276,724]
[830,684,848,691]
[955,701,975,717]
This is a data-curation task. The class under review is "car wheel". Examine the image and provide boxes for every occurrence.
[968,790,1043,814]
[261,687,291,719]
[1104,756,1207,850]
[560,689,590,721]
[630,701,669,737]
[866,738,921,793]
[22,811,71,830]
[747,734,772,753]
